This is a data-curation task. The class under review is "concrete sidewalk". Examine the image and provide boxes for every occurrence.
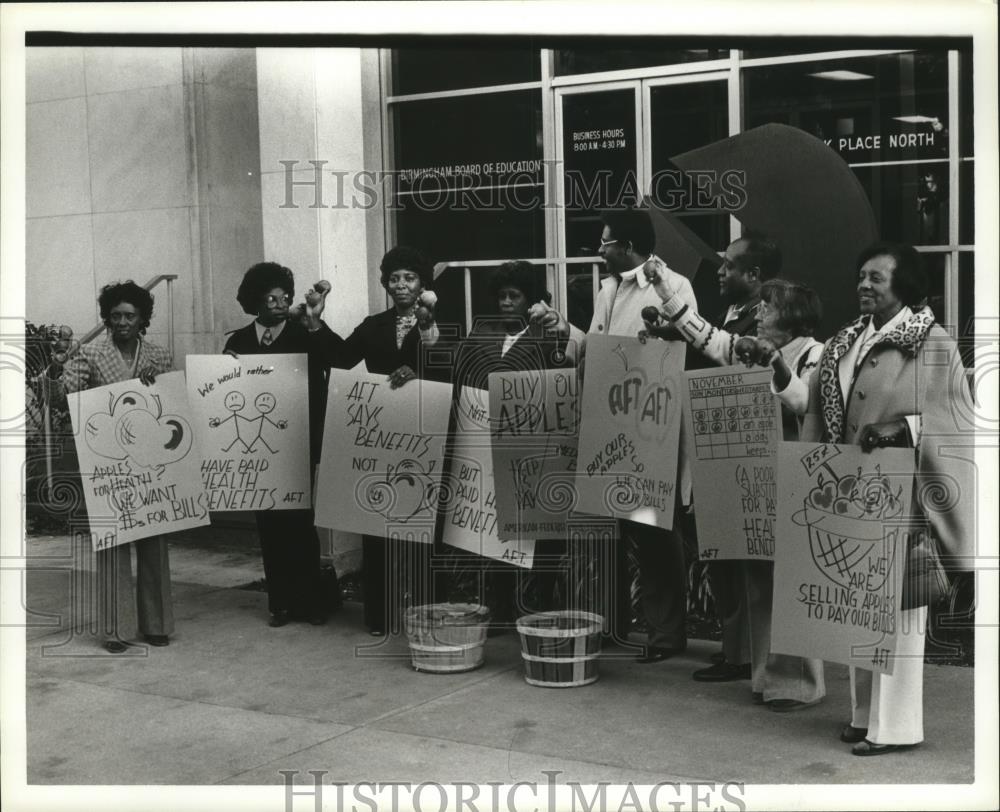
[22,533,975,788]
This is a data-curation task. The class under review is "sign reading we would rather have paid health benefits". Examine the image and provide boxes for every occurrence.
[186,354,312,511]
[68,371,210,550]
[315,369,452,540]
[683,366,780,561]
[440,386,535,568]
[488,368,579,540]
[771,442,912,675]
[575,336,684,529]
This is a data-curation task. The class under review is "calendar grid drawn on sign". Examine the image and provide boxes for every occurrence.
[690,382,777,460]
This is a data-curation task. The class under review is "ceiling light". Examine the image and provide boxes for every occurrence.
[892,115,938,124]
[807,70,874,81]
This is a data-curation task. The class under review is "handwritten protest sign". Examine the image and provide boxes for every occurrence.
[441,386,535,568]
[67,371,209,550]
[575,335,683,529]
[315,370,452,540]
[683,366,779,560]
[186,354,311,511]
[488,368,579,539]
[771,442,912,674]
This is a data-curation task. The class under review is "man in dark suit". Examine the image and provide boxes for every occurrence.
[693,233,781,682]
[224,262,343,628]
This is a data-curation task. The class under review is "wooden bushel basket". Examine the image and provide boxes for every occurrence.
[516,611,604,688]
[404,603,491,673]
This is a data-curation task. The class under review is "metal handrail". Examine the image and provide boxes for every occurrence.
[433,256,603,330]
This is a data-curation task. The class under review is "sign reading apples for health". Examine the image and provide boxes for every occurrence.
[683,366,780,560]
[575,336,684,529]
[488,368,580,539]
[186,354,311,511]
[315,369,452,540]
[67,371,210,550]
[771,442,913,674]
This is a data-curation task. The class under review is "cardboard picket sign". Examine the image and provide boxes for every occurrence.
[771,441,913,675]
[683,366,780,560]
[186,354,311,512]
[574,335,684,529]
[67,370,210,551]
[440,386,535,568]
[314,369,452,541]
[488,368,580,539]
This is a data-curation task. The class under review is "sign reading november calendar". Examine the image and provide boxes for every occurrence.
[488,368,579,539]
[67,371,210,550]
[575,335,683,529]
[315,369,452,540]
[186,354,311,511]
[683,366,780,560]
[441,386,535,568]
[771,441,912,675]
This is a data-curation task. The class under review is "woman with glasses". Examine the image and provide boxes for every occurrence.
[223,262,342,628]
[323,246,441,637]
[47,281,175,653]
[644,267,827,712]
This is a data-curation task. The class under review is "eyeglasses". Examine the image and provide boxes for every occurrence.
[264,294,293,307]
[598,237,620,249]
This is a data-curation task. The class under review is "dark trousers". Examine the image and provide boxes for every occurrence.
[621,515,689,650]
[255,508,330,618]
[709,559,752,665]
[362,535,432,633]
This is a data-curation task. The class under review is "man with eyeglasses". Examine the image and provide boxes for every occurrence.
[223,262,342,628]
[587,207,698,663]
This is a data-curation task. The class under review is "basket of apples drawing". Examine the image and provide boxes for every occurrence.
[793,469,903,590]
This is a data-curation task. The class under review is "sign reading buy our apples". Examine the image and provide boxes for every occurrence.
[315,369,452,541]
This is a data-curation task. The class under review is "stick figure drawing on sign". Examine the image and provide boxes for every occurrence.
[246,392,287,454]
[208,391,255,453]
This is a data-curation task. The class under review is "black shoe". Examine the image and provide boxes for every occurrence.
[144,634,169,647]
[840,724,868,743]
[104,640,128,654]
[692,662,751,682]
[636,646,684,664]
[852,740,915,757]
[268,610,290,628]
[768,698,821,713]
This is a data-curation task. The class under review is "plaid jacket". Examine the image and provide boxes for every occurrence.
[62,333,173,393]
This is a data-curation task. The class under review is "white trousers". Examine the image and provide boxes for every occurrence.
[849,606,928,745]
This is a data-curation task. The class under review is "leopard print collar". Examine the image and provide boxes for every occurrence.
[818,307,936,442]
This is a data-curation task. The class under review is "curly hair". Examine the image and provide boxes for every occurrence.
[98,281,154,333]
[488,261,546,306]
[237,262,295,315]
[735,231,782,281]
[760,278,822,337]
[379,246,434,291]
[856,241,928,308]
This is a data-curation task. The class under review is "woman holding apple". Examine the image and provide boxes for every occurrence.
[322,246,441,636]
[644,268,828,711]
[47,281,175,653]
[799,242,973,756]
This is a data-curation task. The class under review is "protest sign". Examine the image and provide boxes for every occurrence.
[186,354,311,511]
[440,386,535,568]
[315,369,452,540]
[67,371,209,550]
[683,366,779,560]
[488,368,579,539]
[574,335,683,529]
[771,441,912,674]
